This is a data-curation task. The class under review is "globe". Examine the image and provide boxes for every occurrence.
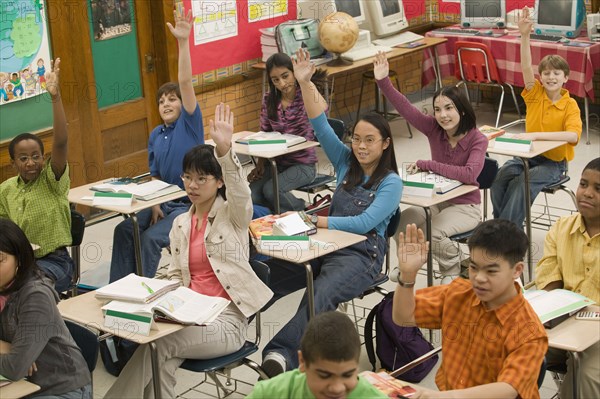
[318,12,359,66]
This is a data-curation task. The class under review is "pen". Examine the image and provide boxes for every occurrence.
[141,281,155,294]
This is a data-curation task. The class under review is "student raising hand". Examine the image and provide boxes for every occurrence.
[397,224,429,277]
[292,48,315,85]
[373,51,389,81]
[210,103,234,157]
[166,4,193,41]
[518,7,533,36]
[45,58,60,98]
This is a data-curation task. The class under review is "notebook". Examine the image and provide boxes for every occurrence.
[235,131,306,147]
[95,274,180,303]
[401,171,463,194]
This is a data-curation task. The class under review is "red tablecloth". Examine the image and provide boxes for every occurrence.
[422,30,600,101]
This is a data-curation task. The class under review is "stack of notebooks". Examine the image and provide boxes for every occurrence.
[259,27,278,62]
[249,211,317,250]
[96,274,230,336]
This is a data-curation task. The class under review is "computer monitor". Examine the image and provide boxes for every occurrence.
[364,0,409,37]
[334,0,366,25]
[460,0,506,28]
[534,0,585,38]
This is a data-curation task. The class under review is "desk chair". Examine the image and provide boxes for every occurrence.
[68,210,86,297]
[297,118,346,199]
[178,260,270,398]
[455,41,522,128]
[65,320,99,391]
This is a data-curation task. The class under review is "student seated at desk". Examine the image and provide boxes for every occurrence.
[491,7,581,229]
[0,58,74,294]
[0,219,91,398]
[109,5,204,282]
[248,52,328,212]
[373,52,487,283]
[535,157,600,399]
[393,219,547,399]
[248,311,387,399]
[260,49,402,378]
[105,104,273,399]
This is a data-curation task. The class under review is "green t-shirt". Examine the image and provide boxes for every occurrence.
[246,369,388,399]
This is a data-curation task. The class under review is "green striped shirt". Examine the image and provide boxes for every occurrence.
[0,159,71,257]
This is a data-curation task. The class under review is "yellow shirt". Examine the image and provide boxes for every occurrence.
[535,213,600,303]
[521,80,582,162]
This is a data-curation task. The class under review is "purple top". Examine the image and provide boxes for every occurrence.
[260,86,317,167]
[377,77,487,205]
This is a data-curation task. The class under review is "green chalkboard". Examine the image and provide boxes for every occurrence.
[0,96,52,142]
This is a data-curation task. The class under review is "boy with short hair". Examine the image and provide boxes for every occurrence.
[0,58,73,294]
[247,311,387,399]
[109,5,204,282]
[491,7,582,229]
[393,220,547,398]
[535,157,600,399]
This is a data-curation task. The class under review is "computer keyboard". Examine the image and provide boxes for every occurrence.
[529,33,564,43]
[432,28,481,36]
[342,45,393,62]
[372,31,425,47]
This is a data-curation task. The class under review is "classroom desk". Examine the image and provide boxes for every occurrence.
[58,291,184,399]
[254,228,365,318]
[487,139,566,281]
[401,185,479,287]
[546,305,600,399]
[422,29,600,144]
[0,380,41,399]
[253,37,448,109]
[68,181,187,276]
[207,132,320,214]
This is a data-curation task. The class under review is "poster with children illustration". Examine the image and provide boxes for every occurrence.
[0,0,52,105]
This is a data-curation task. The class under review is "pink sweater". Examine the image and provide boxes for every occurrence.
[377,77,487,205]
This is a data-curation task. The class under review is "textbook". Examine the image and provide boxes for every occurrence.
[524,289,594,328]
[92,191,133,207]
[493,136,532,152]
[359,371,417,397]
[401,171,463,197]
[102,287,230,336]
[249,214,278,239]
[91,179,181,201]
[478,125,505,140]
[249,212,316,250]
[95,273,180,303]
[272,211,317,237]
[235,131,306,147]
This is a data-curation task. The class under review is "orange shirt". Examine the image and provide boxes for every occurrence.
[415,278,548,399]
[521,80,582,162]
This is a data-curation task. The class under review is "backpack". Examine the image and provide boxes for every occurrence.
[275,19,326,59]
[99,336,139,377]
[364,292,438,383]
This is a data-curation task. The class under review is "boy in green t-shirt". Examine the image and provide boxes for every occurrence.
[247,311,386,399]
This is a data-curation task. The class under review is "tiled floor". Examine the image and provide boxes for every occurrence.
[77,100,600,398]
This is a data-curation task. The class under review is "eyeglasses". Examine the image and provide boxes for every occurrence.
[17,154,43,163]
[351,136,383,146]
[180,174,215,185]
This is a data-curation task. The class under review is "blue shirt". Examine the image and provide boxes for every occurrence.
[148,103,204,189]
[309,113,402,237]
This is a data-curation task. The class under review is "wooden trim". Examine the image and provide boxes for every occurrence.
[99,99,147,131]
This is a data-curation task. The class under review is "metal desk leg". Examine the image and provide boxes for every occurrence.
[585,97,590,145]
[571,351,580,399]
[522,158,533,281]
[425,207,433,287]
[130,213,144,276]
[150,341,161,399]
[269,159,280,214]
[428,47,442,91]
[304,261,315,319]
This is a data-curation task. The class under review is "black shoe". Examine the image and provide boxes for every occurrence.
[262,351,286,378]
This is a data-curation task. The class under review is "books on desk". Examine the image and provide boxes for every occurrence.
[235,131,306,152]
[91,179,181,201]
[524,289,594,328]
[359,371,416,397]
[401,171,463,197]
[95,273,180,303]
[102,287,230,336]
[493,136,533,152]
[478,125,505,140]
[249,212,316,250]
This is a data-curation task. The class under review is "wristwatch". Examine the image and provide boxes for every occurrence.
[309,213,319,225]
[397,278,415,288]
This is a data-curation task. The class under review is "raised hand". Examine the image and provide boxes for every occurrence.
[292,48,316,84]
[397,224,429,275]
[373,51,389,80]
[210,103,234,155]
[167,4,193,41]
[518,7,533,36]
[45,58,60,97]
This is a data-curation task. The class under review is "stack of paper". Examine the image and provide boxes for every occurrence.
[260,27,278,62]
[91,179,181,201]
[95,273,179,303]
[236,131,306,148]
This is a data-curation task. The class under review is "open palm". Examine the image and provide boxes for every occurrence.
[45,58,61,97]
[210,103,234,148]
[373,51,389,80]
[397,224,429,274]
[167,7,193,40]
[292,48,315,84]
[518,7,533,36]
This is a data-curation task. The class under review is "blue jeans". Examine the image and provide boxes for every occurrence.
[32,383,91,398]
[250,162,316,212]
[36,248,74,294]
[109,200,190,282]
[491,156,567,228]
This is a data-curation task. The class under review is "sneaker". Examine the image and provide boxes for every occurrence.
[262,351,286,378]
[440,275,458,285]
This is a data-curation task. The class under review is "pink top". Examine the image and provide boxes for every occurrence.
[188,213,231,300]
[377,77,488,205]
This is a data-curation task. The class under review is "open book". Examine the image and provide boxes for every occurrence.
[235,131,306,147]
[95,274,180,303]
[401,170,463,195]
[524,289,594,328]
[91,179,181,201]
[249,212,316,250]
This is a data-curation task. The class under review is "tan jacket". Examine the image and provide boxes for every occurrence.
[167,149,273,318]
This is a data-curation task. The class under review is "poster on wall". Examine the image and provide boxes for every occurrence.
[192,0,239,45]
[248,0,288,22]
[0,0,52,106]
[90,0,133,41]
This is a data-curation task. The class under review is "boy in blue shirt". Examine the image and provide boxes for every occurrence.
[109,5,204,281]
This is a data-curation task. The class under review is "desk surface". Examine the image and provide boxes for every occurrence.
[255,228,366,264]
[547,305,600,353]
[487,139,567,159]
[58,291,184,344]
[69,180,187,214]
[0,380,41,399]
[401,184,479,208]
[222,131,321,159]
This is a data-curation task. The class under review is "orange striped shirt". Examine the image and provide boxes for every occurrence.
[415,278,548,398]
